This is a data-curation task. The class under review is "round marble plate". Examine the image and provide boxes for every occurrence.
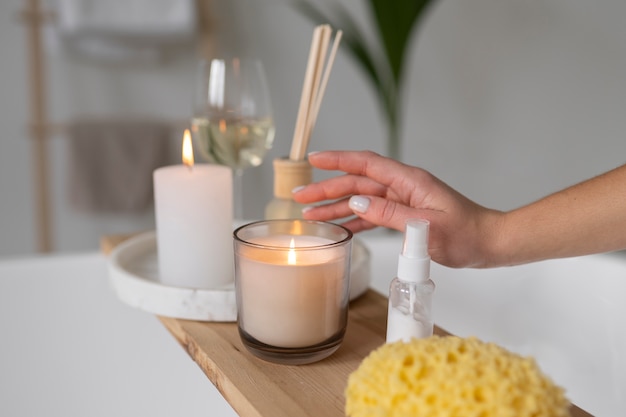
[108,231,371,322]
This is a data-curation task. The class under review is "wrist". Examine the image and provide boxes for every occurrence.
[478,209,510,268]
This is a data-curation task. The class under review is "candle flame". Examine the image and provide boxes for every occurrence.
[182,129,194,167]
[288,238,296,265]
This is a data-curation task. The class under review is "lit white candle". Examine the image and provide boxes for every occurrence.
[237,233,348,348]
[153,129,233,289]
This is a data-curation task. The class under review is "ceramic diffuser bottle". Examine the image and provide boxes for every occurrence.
[265,157,312,220]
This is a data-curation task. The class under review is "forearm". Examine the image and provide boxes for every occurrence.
[490,164,626,266]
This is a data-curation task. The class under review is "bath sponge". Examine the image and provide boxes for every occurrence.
[345,336,570,417]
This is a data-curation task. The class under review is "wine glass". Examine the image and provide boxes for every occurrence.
[191,58,275,220]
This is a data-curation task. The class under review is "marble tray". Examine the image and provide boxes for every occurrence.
[108,231,371,322]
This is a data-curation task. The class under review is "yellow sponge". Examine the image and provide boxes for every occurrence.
[346,336,570,417]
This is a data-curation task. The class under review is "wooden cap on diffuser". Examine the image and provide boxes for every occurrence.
[273,158,312,199]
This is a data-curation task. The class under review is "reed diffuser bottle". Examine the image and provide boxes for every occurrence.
[265,157,312,220]
[266,25,342,219]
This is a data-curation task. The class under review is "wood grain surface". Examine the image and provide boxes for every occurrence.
[159,290,446,417]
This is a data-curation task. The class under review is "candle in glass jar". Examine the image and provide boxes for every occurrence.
[237,234,348,348]
[153,129,233,289]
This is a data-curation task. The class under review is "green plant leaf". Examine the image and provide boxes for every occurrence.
[367,0,432,86]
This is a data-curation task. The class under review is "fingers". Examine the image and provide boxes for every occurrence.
[293,174,387,204]
[292,150,437,232]
[307,150,417,189]
[297,192,381,234]
[347,194,434,232]
[300,198,378,234]
[302,192,433,233]
[301,197,354,220]
[338,216,378,234]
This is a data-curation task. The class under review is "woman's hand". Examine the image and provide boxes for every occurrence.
[293,151,504,268]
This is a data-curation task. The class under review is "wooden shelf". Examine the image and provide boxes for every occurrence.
[102,235,592,417]
[160,290,445,417]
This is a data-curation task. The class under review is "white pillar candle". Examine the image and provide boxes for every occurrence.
[237,233,349,348]
[153,130,233,289]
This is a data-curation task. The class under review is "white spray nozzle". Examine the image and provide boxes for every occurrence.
[402,219,429,259]
[397,219,431,282]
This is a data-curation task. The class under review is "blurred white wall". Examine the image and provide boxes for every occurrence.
[1,0,625,257]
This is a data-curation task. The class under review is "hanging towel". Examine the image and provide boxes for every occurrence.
[55,0,197,62]
[67,119,172,213]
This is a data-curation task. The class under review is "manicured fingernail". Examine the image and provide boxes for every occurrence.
[307,151,320,157]
[301,206,314,214]
[292,185,306,194]
[349,195,370,213]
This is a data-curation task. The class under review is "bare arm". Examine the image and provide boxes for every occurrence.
[495,164,626,265]
[293,150,626,268]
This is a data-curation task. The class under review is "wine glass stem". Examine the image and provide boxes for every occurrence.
[233,168,244,220]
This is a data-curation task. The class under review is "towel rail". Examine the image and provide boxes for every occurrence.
[23,0,52,252]
[19,0,207,253]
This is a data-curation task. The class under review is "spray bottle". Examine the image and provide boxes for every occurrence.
[386,219,435,343]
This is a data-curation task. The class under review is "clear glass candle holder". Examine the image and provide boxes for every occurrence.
[233,219,353,365]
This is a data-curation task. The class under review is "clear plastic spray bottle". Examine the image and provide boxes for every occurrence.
[386,219,435,343]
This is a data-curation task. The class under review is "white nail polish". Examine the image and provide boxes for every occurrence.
[301,206,314,214]
[291,185,306,194]
[349,196,370,213]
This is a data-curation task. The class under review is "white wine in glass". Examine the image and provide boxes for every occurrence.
[192,58,275,219]
[191,116,275,171]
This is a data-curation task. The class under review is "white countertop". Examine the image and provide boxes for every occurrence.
[0,252,237,417]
